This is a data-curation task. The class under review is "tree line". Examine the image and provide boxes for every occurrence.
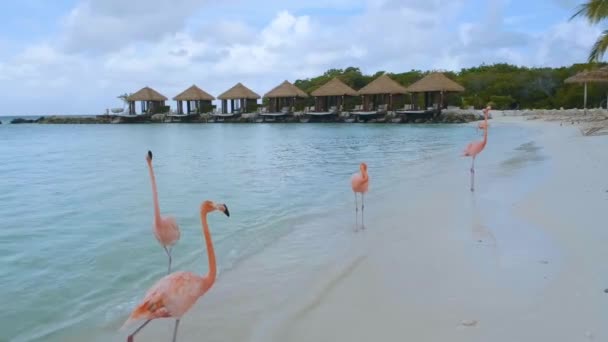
[293,63,608,110]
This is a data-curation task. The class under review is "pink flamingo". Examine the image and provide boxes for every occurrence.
[463,107,490,192]
[351,162,369,230]
[146,151,180,274]
[123,200,229,342]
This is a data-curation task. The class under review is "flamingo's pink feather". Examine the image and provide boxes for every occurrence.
[121,272,206,330]
[154,216,180,247]
[463,141,485,157]
[351,173,369,193]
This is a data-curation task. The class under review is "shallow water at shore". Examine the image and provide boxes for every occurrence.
[0,122,543,341]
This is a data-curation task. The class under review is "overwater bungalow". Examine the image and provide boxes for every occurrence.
[172,85,215,121]
[127,86,168,115]
[304,77,357,122]
[354,74,408,122]
[216,83,260,120]
[262,80,308,122]
[404,72,465,116]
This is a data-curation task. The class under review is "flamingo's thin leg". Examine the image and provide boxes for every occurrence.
[172,319,180,342]
[127,320,151,342]
[354,192,359,231]
[164,246,172,274]
[361,193,365,229]
[470,157,476,192]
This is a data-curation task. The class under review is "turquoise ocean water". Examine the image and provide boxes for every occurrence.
[0,122,542,341]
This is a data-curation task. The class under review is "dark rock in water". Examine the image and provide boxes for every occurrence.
[38,115,112,124]
[604,288,608,293]
[10,117,35,124]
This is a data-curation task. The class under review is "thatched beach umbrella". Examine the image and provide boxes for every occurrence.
[357,74,408,111]
[311,77,357,111]
[173,85,215,114]
[128,86,168,115]
[264,80,308,112]
[217,83,260,114]
[564,67,608,113]
[405,72,464,112]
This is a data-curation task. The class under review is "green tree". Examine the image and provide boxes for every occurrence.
[293,62,608,110]
[571,0,608,62]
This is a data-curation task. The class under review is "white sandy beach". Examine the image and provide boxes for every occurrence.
[274,117,608,342]
[116,116,608,342]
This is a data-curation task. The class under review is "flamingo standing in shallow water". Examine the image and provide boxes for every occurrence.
[351,162,369,231]
[146,151,180,274]
[123,200,229,342]
[463,107,490,192]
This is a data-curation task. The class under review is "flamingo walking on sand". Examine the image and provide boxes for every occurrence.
[351,162,369,231]
[463,107,490,192]
[146,150,181,274]
[123,200,230,342]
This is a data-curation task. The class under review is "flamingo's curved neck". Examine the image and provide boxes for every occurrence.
[147,161,162,224]
[482,111,488,146]
[200,210,217,292]
[360,167,368,181]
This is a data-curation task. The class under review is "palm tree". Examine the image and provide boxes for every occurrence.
[571,0,608,62]
[117,93,132,105]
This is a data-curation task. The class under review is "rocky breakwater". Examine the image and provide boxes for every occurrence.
[388,109,484,124]
[8,116,113,124]
[436,110,482,124]
[39,116,113,124]
[10,117,39,124]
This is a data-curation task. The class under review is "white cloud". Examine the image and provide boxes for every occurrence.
[60,0,211,53]
[535,19,601,65]
[0,0,601,115]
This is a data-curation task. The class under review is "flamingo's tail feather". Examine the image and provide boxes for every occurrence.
[120,302,152,331]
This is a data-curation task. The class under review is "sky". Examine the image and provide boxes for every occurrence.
[0,0,601,115]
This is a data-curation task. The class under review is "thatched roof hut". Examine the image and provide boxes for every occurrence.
[357,74,408,95]
[173,85,215,115]
[405,72,465,93]
[564,67,608,111]
[403,73,464,113]
[311,78,357,97]
[218,83,260,100]
[173,85,215,101]
[310,78,357,112]
[127,86,168,115]
[264,80,308,98]
[264,80,308,113]
[128,86,168,102]
[356,74,407,111]
[217,83,260,114]
[564,67,608,84]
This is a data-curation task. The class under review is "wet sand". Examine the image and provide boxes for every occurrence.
[272,117,608,342]
[118,116,608,342]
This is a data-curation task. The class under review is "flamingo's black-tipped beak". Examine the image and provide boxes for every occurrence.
[223,204,230,217]
[147,150,153,160]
